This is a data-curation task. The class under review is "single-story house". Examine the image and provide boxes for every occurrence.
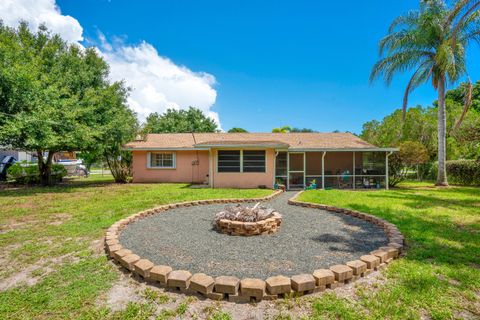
[124,133,397,190]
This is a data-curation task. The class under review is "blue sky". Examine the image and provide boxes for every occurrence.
[53,0,479,133]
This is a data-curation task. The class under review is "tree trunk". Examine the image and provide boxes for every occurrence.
[436,77,448,186]
[38,150,55,186]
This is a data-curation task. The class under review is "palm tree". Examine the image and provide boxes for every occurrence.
[370,0,480,186]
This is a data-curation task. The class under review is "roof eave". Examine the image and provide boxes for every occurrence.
[193,144,290,148]
[123,147,210,151]
[286,147,399,152]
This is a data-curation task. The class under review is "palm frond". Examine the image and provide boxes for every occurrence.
[370,50,434,85]
[451,1,480,46]
[388,10,420,33]
[402,61,434,120]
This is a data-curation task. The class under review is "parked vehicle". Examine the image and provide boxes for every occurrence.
[0,156,16,180]
[56,159,89,177]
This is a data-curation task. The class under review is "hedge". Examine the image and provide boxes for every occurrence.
[430,159,480,186]
[7,162,67,185]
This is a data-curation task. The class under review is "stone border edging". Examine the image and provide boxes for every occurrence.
[105,189,405,303]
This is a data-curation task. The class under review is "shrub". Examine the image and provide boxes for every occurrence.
[389,141,429,186]
[7,162,67,184]
[430,160,480,185]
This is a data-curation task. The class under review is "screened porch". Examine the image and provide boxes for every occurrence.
[274,151,392,190]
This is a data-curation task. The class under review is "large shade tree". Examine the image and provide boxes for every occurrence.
[370,0,480,186]
[143,107,218,133]
[0,23,137,184]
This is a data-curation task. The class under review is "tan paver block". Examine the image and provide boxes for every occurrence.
[106,239,119,247]
[314,285,326,293]
[388,242,403,252]
[327,281,338,289]
[265,275,291,295]
[150,265,172,284]
[113,248,131,260]
[346,260,367,276]
[207,292,224,300]
[108,244,122,257]
[120,254,140,271]
[371,250,389,263]
[167,270,192,289]
[329,265,353,282]
[215,276,240,295]
[190,273,215,295]
[228,293,251,303]
[382,247,399,259]
[240,278,265,299]
[360,254,381,269]
[291,274,315,292]
[134,259,154,278]
[313,269,335,286]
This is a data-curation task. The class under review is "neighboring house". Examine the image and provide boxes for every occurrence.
[124,133,397,190]
[0,149,34,162]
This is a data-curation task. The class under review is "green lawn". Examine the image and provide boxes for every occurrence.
[0,176,272,319]
[300,182,480,320]
[0,178,478,319]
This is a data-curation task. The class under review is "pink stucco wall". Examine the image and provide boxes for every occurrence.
[210,148,275,189]
[131,150,209,184]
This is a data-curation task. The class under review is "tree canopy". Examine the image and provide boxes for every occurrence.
[361,80,480,161]
[370,0,480,186]
[228,127,248,133]
[0,22,137,184]
[143,107,218,134]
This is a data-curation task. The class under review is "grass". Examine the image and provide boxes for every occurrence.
[0,176,271,319]
[299,181,480,319]
[0,177,478,319]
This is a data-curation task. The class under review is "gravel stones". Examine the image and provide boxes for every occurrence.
[119,192,388,279]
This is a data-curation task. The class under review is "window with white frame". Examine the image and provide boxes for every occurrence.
[149,152,175,168]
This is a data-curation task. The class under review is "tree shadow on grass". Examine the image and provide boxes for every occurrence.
[0,179,119,197]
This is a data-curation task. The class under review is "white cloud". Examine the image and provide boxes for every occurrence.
[0,0,83,43]
[0,0,220,127]
[99,39,219,124]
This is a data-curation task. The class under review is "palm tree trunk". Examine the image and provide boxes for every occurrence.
[436,77,448,186]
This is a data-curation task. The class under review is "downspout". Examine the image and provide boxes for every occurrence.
[321,151,326,190]
[191,132,199,183]
[273,151,279,188]
[386,151,393,190]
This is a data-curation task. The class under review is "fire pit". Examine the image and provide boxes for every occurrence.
[213,202,282,236]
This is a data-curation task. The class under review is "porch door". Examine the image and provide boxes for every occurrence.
[288,152,305,189]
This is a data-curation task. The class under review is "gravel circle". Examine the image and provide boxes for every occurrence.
[119,192,388,279]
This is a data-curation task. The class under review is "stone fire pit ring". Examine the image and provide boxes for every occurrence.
[215,214,282,236]
[105,189,405,303]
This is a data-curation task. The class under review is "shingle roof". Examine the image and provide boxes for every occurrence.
[124,132,386,150]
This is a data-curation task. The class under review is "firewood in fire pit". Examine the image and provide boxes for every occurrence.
[213,202,280,225]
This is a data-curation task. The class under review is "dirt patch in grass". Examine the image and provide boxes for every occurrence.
[0,252,79,291]
[99,264,389,319]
